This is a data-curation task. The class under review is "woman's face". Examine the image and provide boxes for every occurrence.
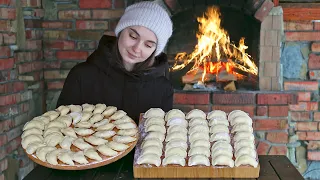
[118,26,157,67]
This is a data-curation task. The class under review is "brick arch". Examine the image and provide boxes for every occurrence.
[167,0,264,16]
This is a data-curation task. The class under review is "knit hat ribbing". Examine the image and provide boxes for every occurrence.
[115,1,173,56]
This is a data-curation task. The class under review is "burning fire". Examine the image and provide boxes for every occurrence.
[171,7,258,82]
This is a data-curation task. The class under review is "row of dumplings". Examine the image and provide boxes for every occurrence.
[33,140,130,166]
[136,108,258,167]
[21,104,139,166]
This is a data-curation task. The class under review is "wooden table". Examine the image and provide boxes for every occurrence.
[23,153,304,180]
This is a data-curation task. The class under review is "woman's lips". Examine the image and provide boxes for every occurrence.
[127,51,138,59]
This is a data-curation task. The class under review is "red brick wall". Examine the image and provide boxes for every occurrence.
[43,0,124,108]
[0,0,45,179]
[284,20,320,161]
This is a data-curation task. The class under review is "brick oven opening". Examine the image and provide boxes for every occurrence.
[168,3,261,91]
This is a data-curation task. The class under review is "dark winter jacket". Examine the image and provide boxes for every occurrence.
[56,35,173,123]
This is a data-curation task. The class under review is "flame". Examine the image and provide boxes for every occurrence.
[171,7,258,82]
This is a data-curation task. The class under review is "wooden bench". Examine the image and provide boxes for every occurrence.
[23,155,304,180]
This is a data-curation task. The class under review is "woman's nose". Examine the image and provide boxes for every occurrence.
[132,42,142,53]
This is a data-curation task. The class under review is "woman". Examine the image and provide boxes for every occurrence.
[56,1,174,123]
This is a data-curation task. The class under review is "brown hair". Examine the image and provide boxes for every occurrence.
[112,36,156,74]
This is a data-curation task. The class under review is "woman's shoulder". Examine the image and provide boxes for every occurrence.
[68,61,98,77]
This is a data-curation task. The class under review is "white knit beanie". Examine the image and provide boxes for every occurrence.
[115,1,173,56]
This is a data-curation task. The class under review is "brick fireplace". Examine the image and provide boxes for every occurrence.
[0,0,319,179]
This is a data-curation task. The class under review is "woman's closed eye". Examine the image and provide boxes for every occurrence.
[129,33,137,40]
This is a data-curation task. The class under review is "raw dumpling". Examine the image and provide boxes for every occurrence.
[69,112,82,124]
[207,110,227,120]
[144,117,165,127]
[42,111,60,121]
[36,146,56,162]
[43,127,60,137]
[22,134,43,149]
[59,136,76,150]
[234,139,255,151]
[116,122,137,130]
[96,144,118,156]
[82,103,95,112]
[233,132,255,142]
[96,123,115,131]
[113,116,133,125]
[21,128,43,139]
[74,128,95,136]
[75,121,92,128]
[32,116,50,124]
[93,130,116,139]
[228,110,249,121]
[189,132,209,143]
[46,149,67,165]
[165,109,185,122]
[84,148,102,161]
[108,141,129,151]
[143,108,165,118]
[166,118,188,128]
[141,138,163,149]
[102,106,117,117]
[61,127,77,138]
[145,124,166,134]
[211,155,234,167]
[80,112,93,122]
[44,132,64,147]
[190,139,210,149]
[72,151,89,164]
[186,109,206,120]
[23,120,45,131]
[235,147,257,159]
[211,141,233,152]
[167,125,188,135]
[210,132,231,143]
[56,105,70,116]
[188,146,210,157]
[84,136,108,145]
[137,153,161,167]
[112,135,136,143]
[93,119,110,128]
[117,128,138,136]
[231,123,253,133]
[189,124,209,135]
[231,116,253,126]
[93,104,107,114]
[141,146,162,157]
[235,154,258,167]
[72,138,93,150]
[165,132,187,142]
[189,117,208,127]
[162,154,185,166]
[188,154,210,166]
[165,147,187,158]
[144,131,165,142]
[89,114,104,124]
[68,105,82,112]
[209,118,229,127]
[209,124,229,134]
[110,110,127,120]
[211,148,233,159]
[166,140,188,150]
[46,120,67,129]
[26,142,46,154]
[56,115,72,127]
[58,151,75,165]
